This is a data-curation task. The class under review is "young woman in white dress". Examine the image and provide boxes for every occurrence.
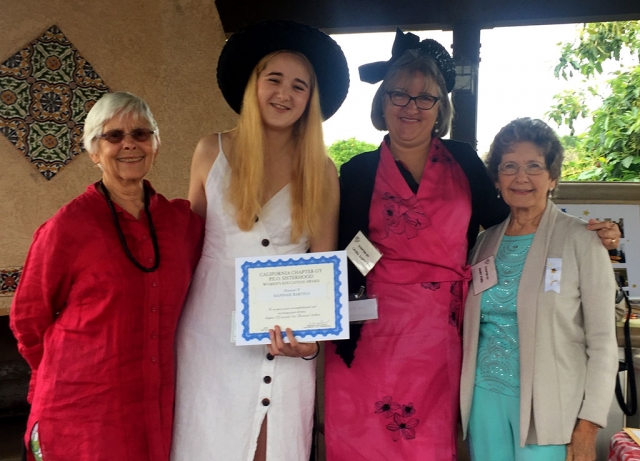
[170,20,349,461]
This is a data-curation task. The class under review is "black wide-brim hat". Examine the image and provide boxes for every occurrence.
[217,20,350,120]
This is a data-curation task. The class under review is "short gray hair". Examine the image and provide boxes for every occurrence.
[371,49,453,138]
[82,92,160,154]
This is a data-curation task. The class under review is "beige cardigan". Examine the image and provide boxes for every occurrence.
[460,202,618,446]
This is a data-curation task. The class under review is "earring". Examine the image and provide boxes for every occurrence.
[497,189,501,199]
[548,189,554,199]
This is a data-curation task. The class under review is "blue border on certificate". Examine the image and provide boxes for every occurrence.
[239,255,344,342]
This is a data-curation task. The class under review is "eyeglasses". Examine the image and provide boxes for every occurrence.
[386,91,440,110]
[498,161,547,176]
[97,128,155,144]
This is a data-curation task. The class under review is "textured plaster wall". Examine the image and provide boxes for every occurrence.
[0,0,237,312]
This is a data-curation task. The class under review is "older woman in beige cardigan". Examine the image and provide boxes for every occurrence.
[460,118,617,461]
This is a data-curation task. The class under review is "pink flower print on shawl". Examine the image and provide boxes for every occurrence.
[374,395,401,418]
[386,413,420,441]
[374,397,421,441]
[381,192,429,239]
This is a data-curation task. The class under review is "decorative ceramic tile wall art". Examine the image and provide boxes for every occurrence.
[0,267,21,296]
[0,25,111,179]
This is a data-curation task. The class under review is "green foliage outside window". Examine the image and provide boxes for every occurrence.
[327,138,377,171]
[546,21,640,181]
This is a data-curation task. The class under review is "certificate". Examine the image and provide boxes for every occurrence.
[235,251,349,345]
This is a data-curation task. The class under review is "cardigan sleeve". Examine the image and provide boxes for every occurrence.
[575,232,618,426]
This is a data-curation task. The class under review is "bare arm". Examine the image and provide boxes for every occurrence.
[188,133,224,218]
[565,419,599,461]
[309,160,340,253]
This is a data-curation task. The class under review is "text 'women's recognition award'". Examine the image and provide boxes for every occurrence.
[235,251,349,345]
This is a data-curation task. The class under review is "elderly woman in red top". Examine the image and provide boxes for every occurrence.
[10,92,204,461]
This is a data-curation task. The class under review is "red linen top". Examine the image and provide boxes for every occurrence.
[10,182,204,461]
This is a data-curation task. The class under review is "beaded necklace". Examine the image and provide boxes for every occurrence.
[99,180,160,272]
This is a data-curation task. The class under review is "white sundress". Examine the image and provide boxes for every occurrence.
[170,134,315,461]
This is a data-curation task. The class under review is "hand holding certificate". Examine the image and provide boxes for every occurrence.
[235,251,350,345]
[267,326,319,358]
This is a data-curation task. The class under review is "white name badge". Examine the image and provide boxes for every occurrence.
[346,231,382,277]
[349,298,379,322]
[471,256,498,295]
[545,258,562,293]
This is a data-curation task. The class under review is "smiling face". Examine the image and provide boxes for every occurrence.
[256,52,312,132]
[383,71,440,150]
[497,141,557,214]
[89,112,158,189]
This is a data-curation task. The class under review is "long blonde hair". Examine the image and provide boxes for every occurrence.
[227,51,329,243]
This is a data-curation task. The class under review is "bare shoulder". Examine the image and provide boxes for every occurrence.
[188,132,234,216]
[192,133,221,171]
[191,131,236,179]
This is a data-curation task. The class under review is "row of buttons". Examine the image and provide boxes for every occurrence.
[255,216,268,249]
[262,352,274,406]
[145,247,159,364]
[149,272,158,363]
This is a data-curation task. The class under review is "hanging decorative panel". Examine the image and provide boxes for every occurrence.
[0,25,111,179]
[0,267,21,297]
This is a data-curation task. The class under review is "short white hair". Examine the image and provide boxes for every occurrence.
[82,92,160,154]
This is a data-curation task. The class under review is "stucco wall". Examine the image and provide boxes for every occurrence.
[0,0,237,312]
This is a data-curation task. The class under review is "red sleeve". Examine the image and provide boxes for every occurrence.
[10,219,73,402]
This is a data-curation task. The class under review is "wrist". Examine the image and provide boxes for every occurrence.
[301,342,320,361]
[576,419,600,433]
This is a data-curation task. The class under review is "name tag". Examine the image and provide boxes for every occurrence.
[545,258,562,293]
[349,298,379,322]
[346,231,382,277]
[471,256,498,295]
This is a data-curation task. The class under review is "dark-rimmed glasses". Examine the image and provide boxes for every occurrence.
[97,128,155,144]
[386,91,440,110]
[498,161,547,176]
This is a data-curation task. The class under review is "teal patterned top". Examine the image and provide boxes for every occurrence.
[474,234,534,397]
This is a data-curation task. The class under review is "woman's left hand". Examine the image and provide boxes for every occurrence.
[565,419,598,461]
[267,325,318,358]
[588,219,621,250]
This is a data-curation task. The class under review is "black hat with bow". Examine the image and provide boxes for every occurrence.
[358,28,456,93]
